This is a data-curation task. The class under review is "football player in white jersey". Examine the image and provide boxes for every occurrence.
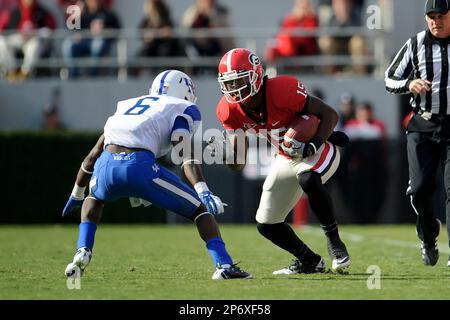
[62,70,252,280]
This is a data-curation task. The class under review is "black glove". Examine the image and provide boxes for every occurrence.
[302,136,324,158]
[328,131,350,147]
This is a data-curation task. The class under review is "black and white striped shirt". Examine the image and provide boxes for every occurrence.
[385,30,450,116]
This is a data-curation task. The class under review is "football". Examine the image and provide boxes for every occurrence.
[283,114,320,145]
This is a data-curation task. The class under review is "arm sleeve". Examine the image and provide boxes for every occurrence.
[175,104,202,135]
[171,116,190,135]
[216,100,241,130]
[385,38,414,95]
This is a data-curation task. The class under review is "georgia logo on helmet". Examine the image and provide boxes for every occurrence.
[217,48,264,104]
[150,69,198,104]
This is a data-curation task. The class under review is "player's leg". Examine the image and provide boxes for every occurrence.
[190,207,252,279]
[407,132,441,265]
[65,151,110,278]
[256,155,325,274]
[296,142,350,271]
[137,162,251,279]
[441,139,450,266]
[65,197,104,278]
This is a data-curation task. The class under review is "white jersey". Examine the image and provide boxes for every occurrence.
[104,95,201,158]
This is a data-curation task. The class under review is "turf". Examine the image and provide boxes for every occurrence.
[0,224,449,300]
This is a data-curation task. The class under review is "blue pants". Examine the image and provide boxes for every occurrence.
[62,37,112,77]
[90,150,201,219]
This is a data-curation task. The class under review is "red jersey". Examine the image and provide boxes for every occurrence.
[216,75,308,157]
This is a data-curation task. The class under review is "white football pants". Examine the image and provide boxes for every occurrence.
[256,142,340,224]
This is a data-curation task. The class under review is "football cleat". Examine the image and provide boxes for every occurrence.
[273,257,326,275]
[212,264,253,280]
[447,254,450,267]
[65,247,92,278]
[65,262,82,279]
[327,238,351,272]
[420,219,441,266]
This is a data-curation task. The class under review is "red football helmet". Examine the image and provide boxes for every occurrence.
[218,48,264,104]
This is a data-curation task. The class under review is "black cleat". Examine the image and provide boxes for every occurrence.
[212,264,253,280]
[273,258,326,275]
[421,219,441,266]
[327,238,351,271]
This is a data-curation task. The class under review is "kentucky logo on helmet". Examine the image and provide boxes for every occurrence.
[249,53,260,66]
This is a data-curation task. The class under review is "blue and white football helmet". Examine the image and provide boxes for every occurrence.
[150,70,197,104]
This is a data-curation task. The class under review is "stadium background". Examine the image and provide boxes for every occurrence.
[1,0,445,226]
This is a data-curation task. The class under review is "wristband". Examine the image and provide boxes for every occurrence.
[71,184,86,199]
[311,136,324,148]
[181,159,201,168]
[194,182,210,194]
[81,162,93,175]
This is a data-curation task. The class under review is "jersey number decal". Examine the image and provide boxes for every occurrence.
[124,96,159,115]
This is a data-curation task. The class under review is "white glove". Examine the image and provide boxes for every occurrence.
[194,182,225,215]
[281,137,305,158]
[129,197,152,208]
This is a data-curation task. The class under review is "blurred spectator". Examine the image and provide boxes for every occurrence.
[318,0,368,75]
[344,102,386,139]
[343,102,387,223]
[265,0,319,66]
[58,0,113,9]
[135,0,182,75]
[336,91,355,130]
[42,87,64,131]
[0,0,56,81]
[0,0,16,30]
[317,0,364,21]
[62,0,121,78]
[57,0,113,22]
[182,0,234,73]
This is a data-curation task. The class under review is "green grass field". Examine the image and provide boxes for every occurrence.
[0,224,449,300]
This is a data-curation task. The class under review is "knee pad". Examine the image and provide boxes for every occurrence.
[297,171,322,192]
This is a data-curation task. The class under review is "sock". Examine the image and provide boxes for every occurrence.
[206,237,233,268]
[77,221,97,250]
[299,172,337,227]
[257,222,320,265]
[321,222,340,242]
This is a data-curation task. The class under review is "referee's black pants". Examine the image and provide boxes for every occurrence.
[406,131,450,246]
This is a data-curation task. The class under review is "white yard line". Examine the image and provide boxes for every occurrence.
[300,225,450,254]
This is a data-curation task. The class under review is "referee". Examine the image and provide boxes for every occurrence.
[385,0,449,267]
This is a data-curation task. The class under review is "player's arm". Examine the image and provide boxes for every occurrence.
[303,95,338,142]
[172,117,225,215]
[62,134,105,217]
[206,129,248,171]
[225,130,248,172]
[76,134,105,187]
[300,95,338,158]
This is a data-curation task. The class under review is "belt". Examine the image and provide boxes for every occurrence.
[106,144,148,154]
[417,110,450,122]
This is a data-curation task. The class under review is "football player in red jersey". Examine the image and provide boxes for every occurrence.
[214,48,350,274]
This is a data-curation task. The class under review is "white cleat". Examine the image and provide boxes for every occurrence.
[332,256,351,272]
[65,262,82,279]
[327,238,351,272]
[273,258,326,275]
[65,247,92,278]
[212,264,253,280]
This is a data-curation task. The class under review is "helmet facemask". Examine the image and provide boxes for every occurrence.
[218,70,261,104]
